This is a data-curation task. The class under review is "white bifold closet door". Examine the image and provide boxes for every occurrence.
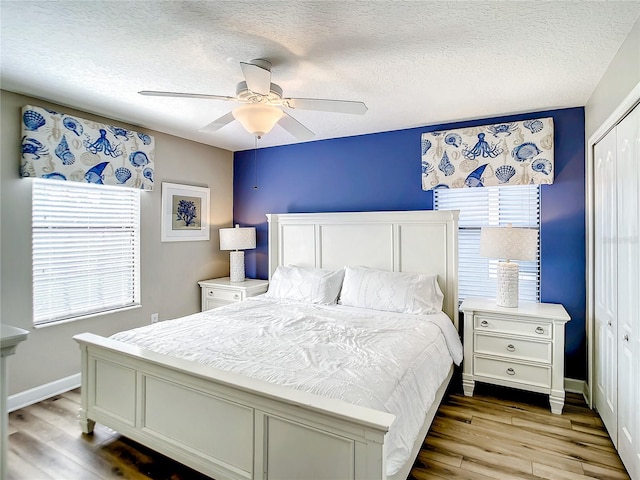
[594,101,640,480]
[615,102,639,479]
[594,125,618,440]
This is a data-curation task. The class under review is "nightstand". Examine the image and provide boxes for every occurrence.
[198,277,269,311]
[460,298,570,414]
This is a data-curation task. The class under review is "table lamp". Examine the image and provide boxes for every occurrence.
[219,224,256,282]
[480,224,537,308]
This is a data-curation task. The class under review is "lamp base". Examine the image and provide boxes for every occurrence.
[229,251,246,283]
[496,261,519,308]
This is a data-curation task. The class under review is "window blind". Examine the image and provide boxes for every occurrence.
[434,185,540,302]
[32,179,140,325]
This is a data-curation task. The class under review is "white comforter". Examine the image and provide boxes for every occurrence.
[111,297,463,475]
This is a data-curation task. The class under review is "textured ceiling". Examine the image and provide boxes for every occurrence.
[2,1,639,152]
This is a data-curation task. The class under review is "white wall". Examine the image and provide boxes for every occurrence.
[1,90,233,396]
[582,17,640,405]
[585,17,640,138]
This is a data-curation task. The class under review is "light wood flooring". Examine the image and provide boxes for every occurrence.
[7,382,630,480]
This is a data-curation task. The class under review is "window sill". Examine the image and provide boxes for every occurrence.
[33,304,142,329]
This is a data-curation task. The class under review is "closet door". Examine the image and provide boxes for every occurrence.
[616,103,639,479]
[593,126,618,441]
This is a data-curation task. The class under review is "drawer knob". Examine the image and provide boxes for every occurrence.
[624,334,629,342]
[208,291,214,296]
[506,367,516,376]
[480,320,489,327]
[234,294,240,300]
[535,326,545,335]
[506,344,515,352]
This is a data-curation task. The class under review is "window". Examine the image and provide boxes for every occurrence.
[32,179,140,326]
[434,185,540,302]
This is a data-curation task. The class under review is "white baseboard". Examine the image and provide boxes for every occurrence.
[5,374,591,412]
[565,377,589,404]
[8,373,80,412]
[564,377,584,393]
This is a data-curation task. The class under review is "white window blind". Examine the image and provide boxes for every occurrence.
[434,185,540,302]
[32,179,140,326]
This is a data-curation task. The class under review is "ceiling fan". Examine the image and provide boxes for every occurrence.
[139,59,368,140]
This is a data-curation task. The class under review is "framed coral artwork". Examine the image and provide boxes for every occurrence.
[161,182,210,242]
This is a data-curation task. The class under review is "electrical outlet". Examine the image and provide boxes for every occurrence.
[151,313,159,324]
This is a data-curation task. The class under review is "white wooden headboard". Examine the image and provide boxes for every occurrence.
[266,210,459,327]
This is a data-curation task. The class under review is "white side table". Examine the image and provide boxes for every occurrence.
[1,325,29,479]
[198,277,269,311]
[460,298,570,414]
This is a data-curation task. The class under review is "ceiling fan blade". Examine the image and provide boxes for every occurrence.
[240,61,271,96]
[139,90,235,101]
[278,112,315,141]
[198,111,236,132]
[284,98,368,115]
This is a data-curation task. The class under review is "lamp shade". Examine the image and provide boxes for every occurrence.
[232,104,283,137]
[480,225,537,261]
[219,224,256,251]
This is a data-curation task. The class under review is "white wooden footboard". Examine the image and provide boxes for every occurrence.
[75,333,395,480]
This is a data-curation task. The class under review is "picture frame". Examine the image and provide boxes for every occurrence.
[161,182,210,242]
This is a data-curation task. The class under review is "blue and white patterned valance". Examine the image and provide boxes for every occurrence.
[421,117,554,190]
[20,105,155,191]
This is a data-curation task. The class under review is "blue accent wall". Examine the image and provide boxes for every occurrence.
[233,107,586,380]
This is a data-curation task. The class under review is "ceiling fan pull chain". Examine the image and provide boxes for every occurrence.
[253,135,259,190]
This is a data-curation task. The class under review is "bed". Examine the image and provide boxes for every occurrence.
[74,210,460,480]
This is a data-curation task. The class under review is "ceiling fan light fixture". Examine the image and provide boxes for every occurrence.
[232,104,283,137]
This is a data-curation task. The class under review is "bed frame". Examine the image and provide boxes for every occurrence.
[74,210,459,480]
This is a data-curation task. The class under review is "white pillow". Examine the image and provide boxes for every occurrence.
[265,266,344,304]
[338,266,444,314]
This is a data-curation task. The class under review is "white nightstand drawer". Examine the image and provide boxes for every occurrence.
[475,315,551,339]
[475,333,552,364]
[474,356,551,389]
[199,278,269,312]
[205,288,242,302]
[204,299,231,310]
